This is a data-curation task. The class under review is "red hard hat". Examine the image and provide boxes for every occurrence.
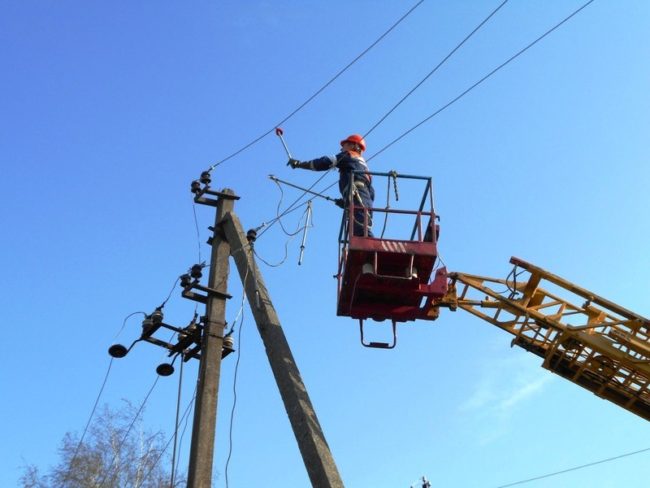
[340,134,366,152]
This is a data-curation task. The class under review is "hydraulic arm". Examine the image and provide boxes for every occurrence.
[444,257,650,421]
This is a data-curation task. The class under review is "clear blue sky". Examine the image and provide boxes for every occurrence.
[2,1,649,487]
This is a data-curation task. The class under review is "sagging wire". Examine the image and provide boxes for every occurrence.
[141,386,197,486]
[247,173,331,267]
[169,357,184,488]
[192,201,203,264]
[227,265,249,336]
[61,358,115,485]
[270,175,341,216]
[257,170,331,240]
[253,203,313,268]
[224,310,245,488]
[113,311,147,341]
[271,176,320,238]
[378,170,399,238]
[245,193,306,269]
[117,277,184,340]
[174,386,197,481]
[252,232,296,268]
[363,0,510,138]
[97,376,161,488]
[159,275,182,309]
[254,171,353,266]
[204,0,425,173]
[368,0,597,163]
[260,178,318,266]
[225,267,249,488]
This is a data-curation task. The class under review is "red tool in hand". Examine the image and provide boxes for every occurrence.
[275,127,293,160]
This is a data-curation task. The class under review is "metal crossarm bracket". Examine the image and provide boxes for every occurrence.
[194,187,241,207]
[182,282,233,304]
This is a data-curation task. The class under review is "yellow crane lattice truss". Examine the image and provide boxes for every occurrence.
[444,257,650,421]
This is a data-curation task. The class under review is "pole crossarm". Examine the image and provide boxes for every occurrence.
[448,257,650,421]
[221,211,345,488]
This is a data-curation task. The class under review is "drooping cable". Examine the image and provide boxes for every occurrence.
[494,445,650,488]
[169,357,184,488]
[379,174,393,238]
[225,273,249,488]
[272,178,315,238]
[97,375,161,488]
[114,276,182,341]
[113,311,147,341]
[192,202,203,264]
[257,171,331,240]
[174,386,197,479]
[158,275,182,310]
[251,200,314,268]
[368,0,596,162]
[206,0,425,172]
[227,268,249,336]
[140,386,197,485]
[61,358,114,484]
[269,175,341,206]
[364,0,509,138]
[253,239,295,268]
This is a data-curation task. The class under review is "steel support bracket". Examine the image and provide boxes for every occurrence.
[194,187,241,207]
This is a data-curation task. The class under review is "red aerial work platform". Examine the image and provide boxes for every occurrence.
[336,172,448,348]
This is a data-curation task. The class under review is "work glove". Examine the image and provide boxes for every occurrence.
[334,198,345,209]
[287,158,301,169]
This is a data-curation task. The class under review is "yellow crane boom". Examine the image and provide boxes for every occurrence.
[441,257,650,421]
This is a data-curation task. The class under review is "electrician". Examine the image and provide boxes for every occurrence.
[288,134,375,237]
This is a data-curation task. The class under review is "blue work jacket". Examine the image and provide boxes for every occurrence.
[304,150,375,203]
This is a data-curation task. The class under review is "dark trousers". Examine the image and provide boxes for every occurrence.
[350,187,373,237]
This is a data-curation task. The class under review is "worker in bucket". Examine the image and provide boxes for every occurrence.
[288,134,375,237]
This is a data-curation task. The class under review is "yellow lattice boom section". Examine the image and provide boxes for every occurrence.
[445,257,650,421]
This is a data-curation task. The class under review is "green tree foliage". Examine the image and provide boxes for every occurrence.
[20,403,184,488]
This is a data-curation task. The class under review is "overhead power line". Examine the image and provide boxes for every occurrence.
[62,358,114,484]
[169,357,185,488]
[97,376,161,488]
[364,0,510,138]
[368,0,597,162]
[266,0,595,227]
[207,0,425,172]
[495,445,650,487]
[142,388,197,485]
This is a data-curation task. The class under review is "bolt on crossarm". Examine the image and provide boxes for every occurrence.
[221,210,345,488]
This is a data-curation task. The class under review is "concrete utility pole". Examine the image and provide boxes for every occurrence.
[186,189,236,488]
[111,182,342,486]
[222,211,344,488]
[185,185,343,487]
